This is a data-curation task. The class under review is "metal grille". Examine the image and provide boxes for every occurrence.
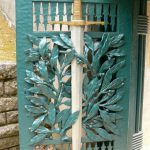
[32,0,118,32]
[137,15,148,35]
[35,141,113,150]
[132,131,143,150]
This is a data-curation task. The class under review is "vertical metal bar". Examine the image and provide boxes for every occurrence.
[71,1,83,150]
[71,26,83,150]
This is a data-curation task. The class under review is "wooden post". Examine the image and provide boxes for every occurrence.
[71,0,83,149]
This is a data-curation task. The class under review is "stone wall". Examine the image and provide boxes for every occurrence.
[0,62,19,150]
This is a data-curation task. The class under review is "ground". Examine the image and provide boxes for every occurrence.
[0,12,16,61]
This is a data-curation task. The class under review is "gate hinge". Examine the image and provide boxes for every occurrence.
[137,15,149,35]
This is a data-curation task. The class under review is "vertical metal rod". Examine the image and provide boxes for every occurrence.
[71,26,83,150]
[71,0,83,150]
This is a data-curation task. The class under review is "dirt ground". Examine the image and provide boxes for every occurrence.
[0,12,16,61]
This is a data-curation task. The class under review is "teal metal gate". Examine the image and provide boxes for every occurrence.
[16,0,148,149]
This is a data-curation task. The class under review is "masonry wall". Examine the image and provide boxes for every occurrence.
[0,62,19,150]
[0,0,15,27]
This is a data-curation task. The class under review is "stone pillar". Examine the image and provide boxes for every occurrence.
[0,62,19,150]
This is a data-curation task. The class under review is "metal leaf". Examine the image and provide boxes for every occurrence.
[84,128,101,141]
[106,49,125,57]
[62,100,71,106]
[25,105,47,114]
[110,34,124,47]
[35,126,51,134]
[110,60,126,74]
[51,35,69,49]
[99,59,115,73]
[39,37,48,57]
[30,84,56,99]
[63,111,80,131]
[50,45,59,67]
[28,34,40,46]
[26,96,48,107]
[63,50,75,66]
[60,33,73,48]
[30,114,47,132]
[29,133,47,145]
[96,34,111,58]
[100,110,111,124]
[25,54,40,62]
[104,122,120,135]
[86,77,99,100]
[56,109,70,123]
[105,105,123,112]
[104,77,124,91]
[84,34,94,51]
[26,70,44,84]
[86,103,99,120]
[104,92,124,106]
[95,128,112,140]
[36,61,49,81]
[48,103,56,126]
[109,113,123,122]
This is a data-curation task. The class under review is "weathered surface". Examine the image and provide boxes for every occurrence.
[0,63,16,80]
[0,63,19,150]
[6,111,18,124]
[0,81,4,96]
[8,146,19,150]
[0,136,19,150]
[4,79,17,96]
[0,97,17,113]
[0,113,6,126]
[0,124,19,138]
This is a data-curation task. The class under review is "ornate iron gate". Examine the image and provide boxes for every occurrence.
[16,0,147,150]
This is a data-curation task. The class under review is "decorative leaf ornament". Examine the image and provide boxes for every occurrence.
[80,33,126,141]
[25,33,125,145]
[25,33,79,145]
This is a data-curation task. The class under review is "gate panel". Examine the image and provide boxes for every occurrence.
[16,0,145,150]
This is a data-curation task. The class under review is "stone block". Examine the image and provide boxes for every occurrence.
[0,124,19,138]
[0,81,4,96]
[4,79,17,96]
[8,146,19,150]
[0,63,16,80]
[0,113,6,126]
[6,111,18,124]
[0,136,19,150]
[0,97,17,113]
